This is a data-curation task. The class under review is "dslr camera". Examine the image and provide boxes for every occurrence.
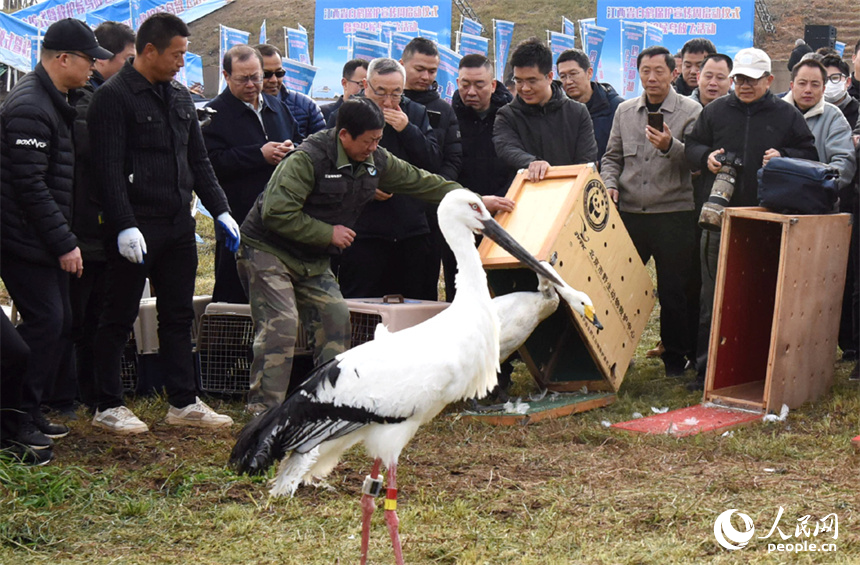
[699,151,743,231]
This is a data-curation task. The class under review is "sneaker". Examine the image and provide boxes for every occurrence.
[1,442,53,466]
[166,397,233,428]
[33,414,70,439]
[92,406,149,434]
[17,420,53,450]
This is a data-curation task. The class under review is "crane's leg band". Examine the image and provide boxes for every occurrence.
[384,488,397,511]
[362,475,384,497]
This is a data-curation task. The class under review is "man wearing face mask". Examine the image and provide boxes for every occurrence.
[821,55,859,130]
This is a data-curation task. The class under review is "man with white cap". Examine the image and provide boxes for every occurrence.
[684,47,818,390]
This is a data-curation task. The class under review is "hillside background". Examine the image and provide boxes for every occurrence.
[187,0,859,94]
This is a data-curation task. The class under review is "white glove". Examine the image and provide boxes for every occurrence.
[117,227,147,264]
[217,212,241,253]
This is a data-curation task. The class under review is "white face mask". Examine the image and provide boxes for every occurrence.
[824,79,846,103]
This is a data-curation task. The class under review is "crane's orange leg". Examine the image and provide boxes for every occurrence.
[359,458,382,565]
[384,463,404,565]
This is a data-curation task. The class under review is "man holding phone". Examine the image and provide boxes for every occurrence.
[601,46,702,377]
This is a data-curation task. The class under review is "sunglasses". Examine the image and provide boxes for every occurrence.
[263,69,286,79]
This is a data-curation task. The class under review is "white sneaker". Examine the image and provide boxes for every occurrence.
[165,397,233,429]
[92,406,149,434]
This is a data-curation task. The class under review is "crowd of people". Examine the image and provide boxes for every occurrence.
[1,12,858,465]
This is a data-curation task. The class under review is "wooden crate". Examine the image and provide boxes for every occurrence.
[704,208,852,412]
[478,164,656,392]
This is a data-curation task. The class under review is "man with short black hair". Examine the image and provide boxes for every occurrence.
[691,53,733,108]
[237,98,510,413]
[494,38,597,184]
[674,38,717,96]
[257,44,325,140]
[1,17,113,451]
[322,58,368,127]
[203,44,298,303]
[602,45,702,377]
[556,48,623,162]
[88,13,240,433]
[65,20,136,414]
[685,47,818,389]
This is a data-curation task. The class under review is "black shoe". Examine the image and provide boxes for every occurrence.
[16,421,53,450]
[0,442,54,466]
[686,377,705,392]
[33,414,69,439]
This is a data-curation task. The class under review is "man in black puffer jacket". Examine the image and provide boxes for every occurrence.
[494,38,597,185]
[0,18,113,451]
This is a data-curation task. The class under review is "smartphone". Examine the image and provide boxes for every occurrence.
[647,112,664,131]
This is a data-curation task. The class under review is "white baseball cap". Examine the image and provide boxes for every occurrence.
[729,48,772,79]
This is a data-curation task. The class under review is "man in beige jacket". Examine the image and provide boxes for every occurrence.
[601,45,702,377]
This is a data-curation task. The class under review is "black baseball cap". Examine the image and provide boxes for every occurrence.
[43,18,113,60]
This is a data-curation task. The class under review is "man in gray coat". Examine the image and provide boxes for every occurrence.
[601,46,702,376]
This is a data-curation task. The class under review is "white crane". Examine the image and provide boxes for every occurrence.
[229,189,602,565]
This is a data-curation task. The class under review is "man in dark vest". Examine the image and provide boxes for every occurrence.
[237,98,513,413]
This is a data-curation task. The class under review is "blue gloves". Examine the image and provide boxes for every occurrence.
[217,213,241,253]
[117,227,147,263]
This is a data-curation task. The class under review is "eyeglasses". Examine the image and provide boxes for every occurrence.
[229,74,263,85]
[557,71,583,82]
[512,75,549,88]
[826,73,846,84]
[366,82,402,101]
[263,69,286,79]
[732,74,768,86]
[59,51,95,65]
[345,78,364,87]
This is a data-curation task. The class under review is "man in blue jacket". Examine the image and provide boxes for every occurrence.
[257,44,325,140]
[1,18,112,450]
[204,45,298,303]
[556,48,623,164]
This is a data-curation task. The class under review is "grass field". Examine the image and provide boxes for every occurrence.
[1,214,858,564]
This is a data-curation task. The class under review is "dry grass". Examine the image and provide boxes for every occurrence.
[1,241,858,564]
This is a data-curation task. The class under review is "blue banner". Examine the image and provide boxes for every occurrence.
[619,20,646,98]
[281,57,317,96]
[287,27,310,64]
[457,32,488,56]
[312,0,452,99]
[12,0,115,29]
[259,19,266,44]
[389,31,413,60]
[86,0,132,28]
[0,12,39,72]
[579,20,608,74]
[417,28,438,43]
[548,31,576,74]
[493,19,514,82]
[352,37,389,61]
[219,24,250,92]
[562,16,576,36]
[596,0,755,98]
[460,16,483,37]
[176,51,203,91]
[353,28,381,42]
[645,22,664,47]
[380,22,398,44]
[435,44,461,103]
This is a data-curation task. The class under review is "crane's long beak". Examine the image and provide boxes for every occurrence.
[481,218,565,287]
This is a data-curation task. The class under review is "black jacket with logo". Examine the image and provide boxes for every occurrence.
[1,63,80,266]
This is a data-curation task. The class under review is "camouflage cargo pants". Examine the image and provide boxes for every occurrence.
[236,244,351,408]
